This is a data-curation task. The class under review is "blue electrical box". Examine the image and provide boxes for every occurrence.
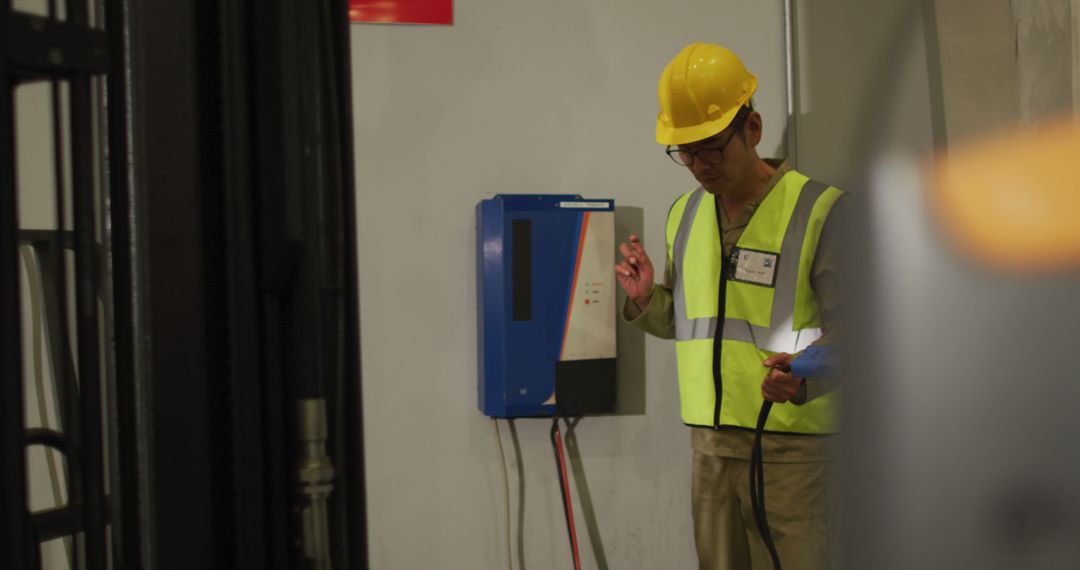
[476,195,617,418]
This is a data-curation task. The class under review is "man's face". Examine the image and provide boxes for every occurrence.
[678,126,743,195]
[672,111,762,195]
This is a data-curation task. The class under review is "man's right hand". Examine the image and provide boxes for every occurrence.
[615,234,655,312]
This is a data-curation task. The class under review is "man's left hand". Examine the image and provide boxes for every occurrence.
[762,353,801,403]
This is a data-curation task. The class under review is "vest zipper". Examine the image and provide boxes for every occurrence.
[713,201,728,430]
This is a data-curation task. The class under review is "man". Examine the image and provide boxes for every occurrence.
[615,43,845,570]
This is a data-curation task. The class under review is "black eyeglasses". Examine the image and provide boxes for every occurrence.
[665,125,740,167]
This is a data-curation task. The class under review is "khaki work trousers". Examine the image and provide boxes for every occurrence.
[691,449,831,570]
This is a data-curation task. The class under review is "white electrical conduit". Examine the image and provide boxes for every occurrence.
[20,245,74,567]
[493,418,513,570]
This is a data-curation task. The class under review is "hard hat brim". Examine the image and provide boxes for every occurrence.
[656,102,746,146]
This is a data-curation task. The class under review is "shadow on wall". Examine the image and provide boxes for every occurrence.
[563,417,610,570]
[774,117,794,164]
[795,0,932,190]
[613,205,646,416]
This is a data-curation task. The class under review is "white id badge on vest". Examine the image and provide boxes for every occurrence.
[730,247,779,287]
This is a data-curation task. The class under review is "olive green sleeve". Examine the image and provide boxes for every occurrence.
[793,194,850,405]
[621,285,676,340]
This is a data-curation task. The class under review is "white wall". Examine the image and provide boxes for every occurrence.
[350,2,790,568]
[15,3,74,563]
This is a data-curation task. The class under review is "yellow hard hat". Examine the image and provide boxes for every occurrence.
[656,43,758,145]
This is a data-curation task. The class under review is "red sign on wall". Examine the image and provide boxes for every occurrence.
[349,0,453,25]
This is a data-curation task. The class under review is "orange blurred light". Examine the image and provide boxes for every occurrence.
[929,116,1080,272]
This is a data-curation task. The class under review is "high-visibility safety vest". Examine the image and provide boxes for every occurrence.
[665,170,843,433]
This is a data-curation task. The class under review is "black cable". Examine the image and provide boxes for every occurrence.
[750,400,782,570]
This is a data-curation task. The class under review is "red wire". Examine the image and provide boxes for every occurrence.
[554,422,582,570]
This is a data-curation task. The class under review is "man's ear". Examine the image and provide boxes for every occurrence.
[744,111,764,147]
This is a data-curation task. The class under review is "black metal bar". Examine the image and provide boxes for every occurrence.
[140,0,217,563]
[193,0,238,564]
[294,0,329,411]
[30,497,112,545]
[262,295,291,568]
[33,504,85,543]
[19,228,73,247]
[325,0,367,565]
[219,0,272,565]
[73,71,108,570]
[5,12,110,78]
[1,4,30,566]
[26,427,71,454]
[250,3,303,563]
[67,0,107,566]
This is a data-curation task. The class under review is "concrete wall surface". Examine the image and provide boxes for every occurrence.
[349,1,789,568]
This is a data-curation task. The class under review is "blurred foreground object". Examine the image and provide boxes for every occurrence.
[843,116,1080,570]
[931,118,1080,271]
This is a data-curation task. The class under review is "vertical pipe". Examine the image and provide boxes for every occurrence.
[106,0,155,564]
[921,0,948,149]
[297,399,334,570]
[783,0,800,167]
[0,6,29,567]
[91,0,125,558]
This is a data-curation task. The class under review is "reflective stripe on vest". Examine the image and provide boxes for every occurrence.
[667,171,842,433]
[674,316,822,353]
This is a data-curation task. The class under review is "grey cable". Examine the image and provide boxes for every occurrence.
[493,418,513,570]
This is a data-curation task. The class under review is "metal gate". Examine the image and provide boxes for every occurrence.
[1,0,366,567]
